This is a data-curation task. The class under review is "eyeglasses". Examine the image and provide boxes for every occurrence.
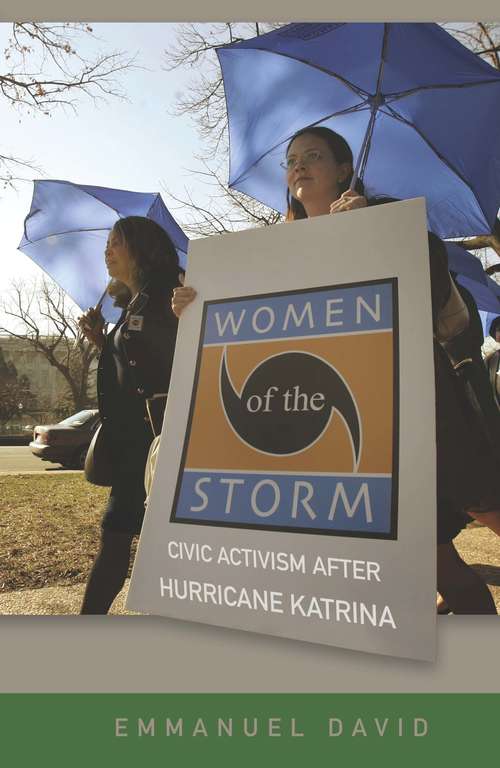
[280,149,323,171]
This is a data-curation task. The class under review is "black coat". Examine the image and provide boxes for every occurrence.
[367,196,500,535]
[97,285,178,461]
[96,285,178,533]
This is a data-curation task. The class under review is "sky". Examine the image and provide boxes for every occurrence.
[1,21,499,335]
[0,23,211,328]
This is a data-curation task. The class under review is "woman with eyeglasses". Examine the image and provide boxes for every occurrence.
[172,125,500,614]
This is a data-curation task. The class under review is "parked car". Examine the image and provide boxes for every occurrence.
[29,409,100,469]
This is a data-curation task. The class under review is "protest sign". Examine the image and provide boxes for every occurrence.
[127,198,436,661]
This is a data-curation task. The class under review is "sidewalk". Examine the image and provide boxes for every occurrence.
[0,526,498,616]
[0,579,138,616]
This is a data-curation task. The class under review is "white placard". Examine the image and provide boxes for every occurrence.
[127,198,436,661]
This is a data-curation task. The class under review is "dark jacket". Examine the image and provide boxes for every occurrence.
[97,285,178,442]
[367,196,500,515]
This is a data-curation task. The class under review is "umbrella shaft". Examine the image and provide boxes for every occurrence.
[74,284,109,346]
[95,286,109,311]
[350,24,388,193]
[350,106,377,192]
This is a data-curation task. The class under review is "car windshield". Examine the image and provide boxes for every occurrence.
[59,410,98,427]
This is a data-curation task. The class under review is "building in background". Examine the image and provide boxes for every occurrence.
[0,336,97,432]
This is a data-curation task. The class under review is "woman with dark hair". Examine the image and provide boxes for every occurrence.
[173,126,499,614]
[78,216,181,614]
[283,126,368,219]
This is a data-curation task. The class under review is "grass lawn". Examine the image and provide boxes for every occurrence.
[0,474,137,592]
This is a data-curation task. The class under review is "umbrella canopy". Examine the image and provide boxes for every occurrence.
[479,310,500,340]
[445,241,500,340]
[445,243,489,286]
[444,242,500,316]
[18,180,189,321]
[456,273,500,315]
[217,22,500,239]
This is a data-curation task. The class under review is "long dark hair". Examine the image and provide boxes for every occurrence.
[109,216,182,308]
[285,126,365,221]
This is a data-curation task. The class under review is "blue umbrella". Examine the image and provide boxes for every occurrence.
[217,22,500,239]
[445,241,500,338]
[445,243,489,287]
[456,274,500,315]
[479,310,500,340]
[443,242,500,317]
[18,180,189,321]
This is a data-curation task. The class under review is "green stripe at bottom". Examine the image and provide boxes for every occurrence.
[0,693,497,766]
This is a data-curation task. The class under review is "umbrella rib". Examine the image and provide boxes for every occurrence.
[382,105,491,229]
[145,195,159,223]
[235,48,370,100]
[353,22,389,187]
[60,178,157,215]
[13,250,96,315]
[77,185,127,218]
[145,194,188,254]
[385,78,500,103]
[37,178,142,219]
[21,227,112,246]
[308,101,370,123]
[229,102,370,188]
[21,179,128,245]
[22,205,40,243]
[56,180,154,218]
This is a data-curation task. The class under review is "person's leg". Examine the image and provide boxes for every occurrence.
[437,512,500,613]
[437,541,496,615]
[80,529,135,615]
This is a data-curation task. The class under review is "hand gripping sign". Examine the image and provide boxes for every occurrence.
[128,199,437,661]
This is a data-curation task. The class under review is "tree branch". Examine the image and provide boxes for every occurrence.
[0,277,98,411]
[456,233,500,258]
[1,22,137,185]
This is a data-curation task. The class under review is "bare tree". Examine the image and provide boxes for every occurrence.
[164,158,281,238]
[456,222,500,263]
[1,22,136,187]
[0,278,99,413]
[165,23,272,159]
[445,22,500,70]
[163,23,283,234]
[0,345,37,427]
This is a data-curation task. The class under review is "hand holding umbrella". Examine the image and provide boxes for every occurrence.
[329,189,368,214]
[78,304,106,350]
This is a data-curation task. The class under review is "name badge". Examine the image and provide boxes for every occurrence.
[128,315,144,332]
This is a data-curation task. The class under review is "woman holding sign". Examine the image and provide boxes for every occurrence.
[173,126,499,614]
[78,216,181,614]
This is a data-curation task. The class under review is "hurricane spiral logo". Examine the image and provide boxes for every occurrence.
[220,348,361,466]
